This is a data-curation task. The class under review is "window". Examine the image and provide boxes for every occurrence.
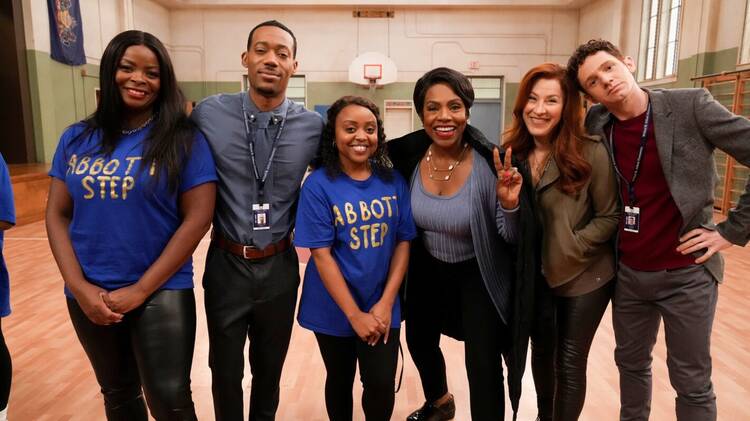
[286,75,306,106]
[468,77,502,101]
[638,0,682,81]
[241,75,306,106]
[740,0,750,65]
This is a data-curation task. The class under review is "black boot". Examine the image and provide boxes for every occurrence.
[406,394,455,421]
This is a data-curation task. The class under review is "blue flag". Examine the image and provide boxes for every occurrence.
[47,0,86,66]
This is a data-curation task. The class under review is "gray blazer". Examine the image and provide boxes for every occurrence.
[585,88,750,283]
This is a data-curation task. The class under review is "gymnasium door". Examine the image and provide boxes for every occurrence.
[0,0,35,163]
[468,77,504,145]
[470,101,503,145]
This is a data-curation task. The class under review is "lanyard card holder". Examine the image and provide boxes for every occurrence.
[252,203,271,231]
[624,205,640,233]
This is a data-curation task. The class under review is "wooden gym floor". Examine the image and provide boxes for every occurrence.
[3,220,749,420]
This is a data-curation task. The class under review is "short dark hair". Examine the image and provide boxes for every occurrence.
[247,20,297,58]
[413,67,474,120]
[567,39,625,93]
[317,96,392,181]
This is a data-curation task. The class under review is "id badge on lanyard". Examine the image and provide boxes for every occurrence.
[241,99,288,231]
[624,205,640,233]
[609,102,651,235]
[252,203,271,230]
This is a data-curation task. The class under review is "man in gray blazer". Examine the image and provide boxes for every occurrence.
[566,39,750,421]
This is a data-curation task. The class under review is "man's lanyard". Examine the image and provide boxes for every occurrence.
[240,99,289,198]
[608,102,651,206]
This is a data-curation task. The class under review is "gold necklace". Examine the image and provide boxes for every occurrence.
[425,143,469,181]
[530,149,552,184]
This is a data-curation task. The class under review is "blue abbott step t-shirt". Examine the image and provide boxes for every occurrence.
[49,122,217,297]
[295,168,417,337]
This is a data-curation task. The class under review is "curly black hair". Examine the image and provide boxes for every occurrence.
[316,95,393,181]
[567,39,625,93]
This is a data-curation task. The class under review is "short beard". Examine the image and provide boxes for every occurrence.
[254,85,278,98]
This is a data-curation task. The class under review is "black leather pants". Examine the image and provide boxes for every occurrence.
[532,280,614,421]
[530,278,556,420]
[67,289,197,421]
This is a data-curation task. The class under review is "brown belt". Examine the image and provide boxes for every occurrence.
[211,231,291,260]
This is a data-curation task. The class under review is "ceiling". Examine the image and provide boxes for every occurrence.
[152,0,594,9]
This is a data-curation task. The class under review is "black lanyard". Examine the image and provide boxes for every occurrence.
[608,102,651,206]
[241,99,289,198]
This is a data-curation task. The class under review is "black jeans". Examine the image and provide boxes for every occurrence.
[531,279,614,421]
[315,330,400,421]
[406,256,508,421]
[67,289,197,421]
[0,318,10,411]
[203,245,300,421]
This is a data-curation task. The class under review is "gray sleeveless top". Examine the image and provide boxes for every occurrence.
[411,154,476,263]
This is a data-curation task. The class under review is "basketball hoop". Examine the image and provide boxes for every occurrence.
[348,53,396,92]
[364,64,382,94]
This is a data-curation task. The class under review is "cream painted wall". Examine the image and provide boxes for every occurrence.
[170,7,580,85]
[714,0,747,51]
[133,0,171,45]
[578,0,623,48]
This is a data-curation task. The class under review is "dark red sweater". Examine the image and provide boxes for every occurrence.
[611,111,695,270]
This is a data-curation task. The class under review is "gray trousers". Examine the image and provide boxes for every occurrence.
[614,263,718,421]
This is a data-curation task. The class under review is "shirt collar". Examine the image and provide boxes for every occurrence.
[242,92,290,122]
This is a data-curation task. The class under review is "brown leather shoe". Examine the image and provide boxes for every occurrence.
[406,394,455,421]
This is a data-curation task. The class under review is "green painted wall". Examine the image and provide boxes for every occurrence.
[24,47,744,163]
[26,49,99,163]
[646,47,739,89]
[177,79,517,133]
[179,81,242,104]
[178,80,423,131]
[701,47,740,76]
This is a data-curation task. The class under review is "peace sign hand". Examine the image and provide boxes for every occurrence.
[494,146,522,209]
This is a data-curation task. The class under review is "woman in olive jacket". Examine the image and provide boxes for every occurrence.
[505,63,619,421]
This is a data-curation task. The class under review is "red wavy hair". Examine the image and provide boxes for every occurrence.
[503,63,591,195]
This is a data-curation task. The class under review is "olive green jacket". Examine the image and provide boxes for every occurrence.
[534,137,620,292]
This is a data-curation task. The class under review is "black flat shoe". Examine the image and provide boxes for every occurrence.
[406,394,455,421]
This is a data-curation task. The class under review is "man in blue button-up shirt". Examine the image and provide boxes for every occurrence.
[191,20,323,421]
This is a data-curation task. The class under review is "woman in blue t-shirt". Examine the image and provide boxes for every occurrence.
[46,31,216,421]
[295,96,417,421]
[0,153,15,421]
